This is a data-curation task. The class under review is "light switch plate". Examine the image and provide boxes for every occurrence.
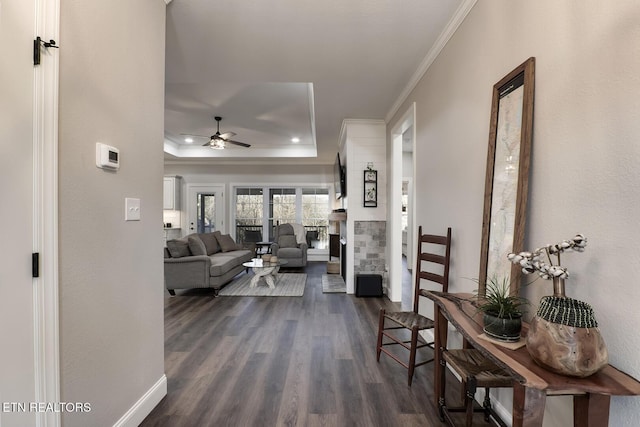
[125,198,141,221]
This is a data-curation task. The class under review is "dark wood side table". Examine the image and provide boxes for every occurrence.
[254,242,272,257]
[423,291,640,427]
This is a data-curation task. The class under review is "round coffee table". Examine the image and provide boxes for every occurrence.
[242,259,288,289]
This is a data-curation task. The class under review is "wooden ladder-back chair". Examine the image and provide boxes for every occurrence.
[376,226,451,386]
[438,347,511,426]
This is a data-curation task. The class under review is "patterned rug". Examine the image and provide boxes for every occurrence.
[322,274,346,293]
[218,273,306,297]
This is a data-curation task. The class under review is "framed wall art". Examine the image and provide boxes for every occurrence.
[363,169,377,207]
[478,57,535,296]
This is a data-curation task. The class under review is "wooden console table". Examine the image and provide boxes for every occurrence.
[423,291,640,427]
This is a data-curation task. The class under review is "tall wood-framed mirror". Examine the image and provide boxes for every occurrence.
[478,57,535,296]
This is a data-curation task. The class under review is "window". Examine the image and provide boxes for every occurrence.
[269,188,296,237]
[234,186,330,250]
[235,188,263,243]
[196,193,216,234]
[302,188,329,249]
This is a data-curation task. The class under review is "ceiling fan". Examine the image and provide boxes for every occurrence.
[181,116,251,149]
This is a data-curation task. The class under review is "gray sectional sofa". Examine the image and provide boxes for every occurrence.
[164,231,253,295]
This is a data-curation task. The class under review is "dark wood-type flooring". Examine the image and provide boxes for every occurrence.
[141,262,494,427]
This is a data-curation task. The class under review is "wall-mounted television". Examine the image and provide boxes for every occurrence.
[334,152,346,199]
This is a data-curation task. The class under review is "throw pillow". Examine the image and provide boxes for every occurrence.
[279,235,298,248]
[188,235,207,256]
[216,233,239,252]
[199,232,220,255]
[166,237,191,258]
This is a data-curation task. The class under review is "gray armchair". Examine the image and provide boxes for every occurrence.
[271,223,308,267]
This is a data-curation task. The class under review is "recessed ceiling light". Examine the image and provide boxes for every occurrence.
[291,137,300,143]
[184,137,193,143]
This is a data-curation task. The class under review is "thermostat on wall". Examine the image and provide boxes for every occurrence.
[96,142,120,170]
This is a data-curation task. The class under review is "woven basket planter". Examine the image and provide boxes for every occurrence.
[526,295,608,377]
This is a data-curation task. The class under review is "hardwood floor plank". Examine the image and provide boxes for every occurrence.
[275,343,310,426]
[308,335,337,414]
[252,320,298,425]
[141,262,487,426]
[335,359,373,427]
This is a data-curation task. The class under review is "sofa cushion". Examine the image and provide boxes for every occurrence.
[166,237,191,258]
[277,247,303,259]
[188,235,207,256]
[209,250,253,276]
[199,232,220,255]
[279,235,298,248]
[216,233,240,252]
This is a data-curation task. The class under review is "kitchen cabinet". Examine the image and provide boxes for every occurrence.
[163,176,181,210]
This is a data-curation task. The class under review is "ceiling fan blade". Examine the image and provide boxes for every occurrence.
[225,139,251,148]
[218,131,236,140]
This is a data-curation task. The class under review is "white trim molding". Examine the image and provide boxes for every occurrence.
[34,0,61,425]
[113,376,167,427]
[388,103,416,302]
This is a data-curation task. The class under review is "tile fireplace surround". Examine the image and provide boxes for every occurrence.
[353,220,387,290]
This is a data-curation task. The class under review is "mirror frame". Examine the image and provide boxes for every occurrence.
[478,57,535,296]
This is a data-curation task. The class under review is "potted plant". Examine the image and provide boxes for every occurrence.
[475,277,528,342]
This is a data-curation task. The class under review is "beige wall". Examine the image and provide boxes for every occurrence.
[388,1,640,425]
[58,1,166,426]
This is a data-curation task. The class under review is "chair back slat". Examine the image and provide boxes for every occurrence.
[420,253,446,265]
[419,271,445,285]
[419,234,449,245]
[413,226,451,314]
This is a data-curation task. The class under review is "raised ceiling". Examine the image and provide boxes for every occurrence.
[164,0,472,164]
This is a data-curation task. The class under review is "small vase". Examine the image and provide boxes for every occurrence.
[526,278,608,377]
[483,312,522,342]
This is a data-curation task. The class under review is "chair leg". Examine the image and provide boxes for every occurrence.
[438,347,447,421]
[460,378,468,409]
[465,377,477,427]
[483,387,492,423]
[376,309,385,361]
[407,325,419,386]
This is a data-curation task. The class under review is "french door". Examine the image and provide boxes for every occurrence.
[196,193,216,233]
[186,185,224,234]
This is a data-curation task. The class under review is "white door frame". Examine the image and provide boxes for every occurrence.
[16,0,63,425]
[185,184,225,234]
[389,103,416,302]
[34,0,61,425]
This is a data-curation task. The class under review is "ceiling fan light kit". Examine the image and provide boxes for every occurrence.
[181,116,251,149]
[210,140,225,149]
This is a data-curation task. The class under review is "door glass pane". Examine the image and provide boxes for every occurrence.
[269,188,296,238]
[197,193,215,234]
[302,188,329,249]
[235,188,263,242]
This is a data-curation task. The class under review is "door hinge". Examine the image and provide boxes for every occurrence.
[32,253,40,278]
[34,36,59,66]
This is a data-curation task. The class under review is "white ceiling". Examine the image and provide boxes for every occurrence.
[164,0,471,164]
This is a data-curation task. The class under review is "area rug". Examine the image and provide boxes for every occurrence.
[218,273,306,297]
[322,274,346,293]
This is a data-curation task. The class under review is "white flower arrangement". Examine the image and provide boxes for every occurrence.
[507,234,587,280]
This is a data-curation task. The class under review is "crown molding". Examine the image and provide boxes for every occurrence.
[385,0,477,123]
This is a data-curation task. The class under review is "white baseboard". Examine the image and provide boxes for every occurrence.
[490,396,512,427]
[113,375,167,427]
